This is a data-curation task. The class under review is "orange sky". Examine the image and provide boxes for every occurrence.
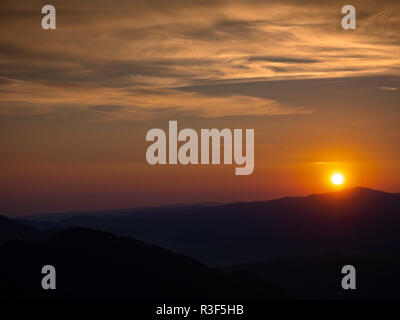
[0,0,400,215]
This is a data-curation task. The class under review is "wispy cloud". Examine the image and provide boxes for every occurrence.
[0,0,399,118]
[0,76,311,119]
[379,86,399,91]
[311,162,345,165]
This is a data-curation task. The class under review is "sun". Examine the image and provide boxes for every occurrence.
[331,173,344,185]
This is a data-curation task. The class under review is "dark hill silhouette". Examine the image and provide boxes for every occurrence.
[228,253,400,300]
[0,227,287,300]
[20,187,400,265]
[0,215,43,244]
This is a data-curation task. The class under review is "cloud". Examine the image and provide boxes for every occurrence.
[311,162,345,165]
[379,86,399,91]
[0,0,399,119]
[91,105,126,113]
[248,56,319,63]
[0,76,310,119]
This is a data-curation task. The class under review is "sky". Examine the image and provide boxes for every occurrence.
[0,0,400,216]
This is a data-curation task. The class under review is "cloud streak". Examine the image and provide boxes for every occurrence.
[0,0,399,118]
[379,86,399,91]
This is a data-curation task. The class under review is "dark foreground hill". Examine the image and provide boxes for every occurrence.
[21,187,400,266]
[228,254,400,300]
[0,215,43,244]
[0,227,287,300]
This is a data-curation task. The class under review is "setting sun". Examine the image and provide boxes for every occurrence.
[331,173,344,186]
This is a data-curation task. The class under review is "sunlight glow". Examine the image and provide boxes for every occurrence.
[331,173,344,185]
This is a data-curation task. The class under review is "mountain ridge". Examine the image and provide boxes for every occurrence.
[0,226,288,300]
[15,186,400,266]
[17,186,399,221]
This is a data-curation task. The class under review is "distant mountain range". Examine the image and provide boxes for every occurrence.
[0,215,43,244]
[17,187,400,266]
[0,219,287,300]
[2,186,400,300]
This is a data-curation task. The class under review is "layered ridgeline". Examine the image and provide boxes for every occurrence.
[1,214,400,299]
[20,187,400,266]
[0,215,43,244]
[3,186,400,300]
[0,219,286,300]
